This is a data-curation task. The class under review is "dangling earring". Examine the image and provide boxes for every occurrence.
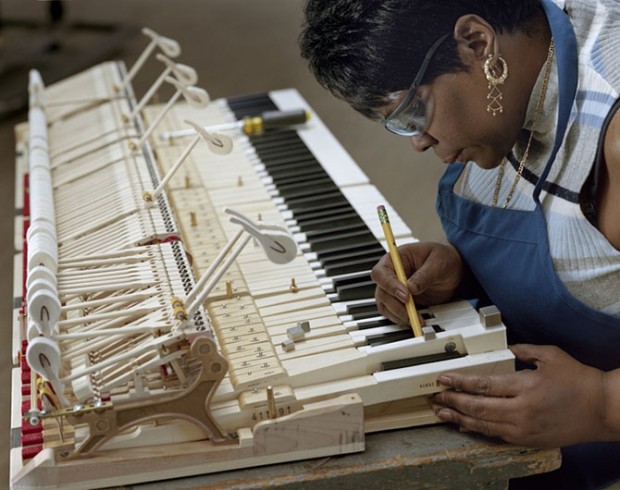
[483,54,508,116]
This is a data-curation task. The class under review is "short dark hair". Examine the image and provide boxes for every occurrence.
[299,0,541,119]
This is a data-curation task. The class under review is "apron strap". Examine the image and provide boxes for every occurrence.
[534,0,579,203]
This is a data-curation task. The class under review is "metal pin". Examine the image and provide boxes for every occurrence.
[267,386,277,419]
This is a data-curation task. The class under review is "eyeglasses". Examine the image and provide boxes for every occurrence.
[383,33,450,136]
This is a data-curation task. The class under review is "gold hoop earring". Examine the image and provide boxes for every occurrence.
[483,54,508,116]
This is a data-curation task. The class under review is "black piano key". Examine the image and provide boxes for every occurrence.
[349,308,382,321]
[351,311,381,321]
[296,214,363,236]
[318,244,386,265]
[250,135,313,152]
[259,143,311,157]
[259,157,319,173]
[285,193,349,213]
[348,307,381,321]
[250,130,303,144]
[346,303,380,317]
[324,256,381,276]
[330,272,376,299]
[274,178,337,199]
[367,329,413,346]
[249,128,299,143]
[250,132,300,146]
[255,145,314,162]
[381,351,464,371]
[251,135,309,154]
[259,154,314,170]
[331,271,371,289]
[307,229,376,254]
[355,318,395,330]
[335,279,377,302]
[304,222,368,241]
[365,322,447,354]
[295,211,361,231]
[429,323,445,333]
[313,236,381,257]
[284,189,343,204]
[267,166,326,183]
[272,172,333,189]
[292,203,353,222]
[227,94,277,115]
[257,153,319,169]
[310,229,375,247]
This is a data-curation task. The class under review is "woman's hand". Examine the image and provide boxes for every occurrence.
[371,241,464,325]
[431,344,611,448]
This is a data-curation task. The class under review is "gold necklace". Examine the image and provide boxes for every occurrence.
[492,39,555,208]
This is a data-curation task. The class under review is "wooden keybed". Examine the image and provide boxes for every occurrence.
[10,58,514,489]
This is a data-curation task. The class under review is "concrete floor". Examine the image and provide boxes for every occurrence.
[0,0,447,484]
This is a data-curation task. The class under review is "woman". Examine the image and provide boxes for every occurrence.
[299,0,620,488]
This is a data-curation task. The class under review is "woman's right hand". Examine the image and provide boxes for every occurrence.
[371,242,464,325]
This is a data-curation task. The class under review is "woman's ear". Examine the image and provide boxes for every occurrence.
[453,14,498,65]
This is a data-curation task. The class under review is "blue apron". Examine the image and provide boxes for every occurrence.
[435,1,620,488]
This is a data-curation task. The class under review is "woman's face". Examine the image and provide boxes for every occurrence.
[404,67,524,169]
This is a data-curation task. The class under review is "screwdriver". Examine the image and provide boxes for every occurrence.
[159,108,310,142]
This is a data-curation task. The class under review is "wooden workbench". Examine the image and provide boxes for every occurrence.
[123,424,561,490]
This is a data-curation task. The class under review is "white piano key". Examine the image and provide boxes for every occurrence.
[340,185,412,240]
[343,315,388,330]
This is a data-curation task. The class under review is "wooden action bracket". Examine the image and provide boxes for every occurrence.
[51,336,234,460]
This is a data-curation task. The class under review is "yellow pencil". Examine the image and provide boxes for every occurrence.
[377,205,423,337]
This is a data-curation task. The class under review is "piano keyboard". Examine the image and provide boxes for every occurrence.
[143,90,513,425]
[11,57,514,489]
[149,90,414,326]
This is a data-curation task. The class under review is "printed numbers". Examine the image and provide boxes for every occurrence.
[251,405,293,421]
